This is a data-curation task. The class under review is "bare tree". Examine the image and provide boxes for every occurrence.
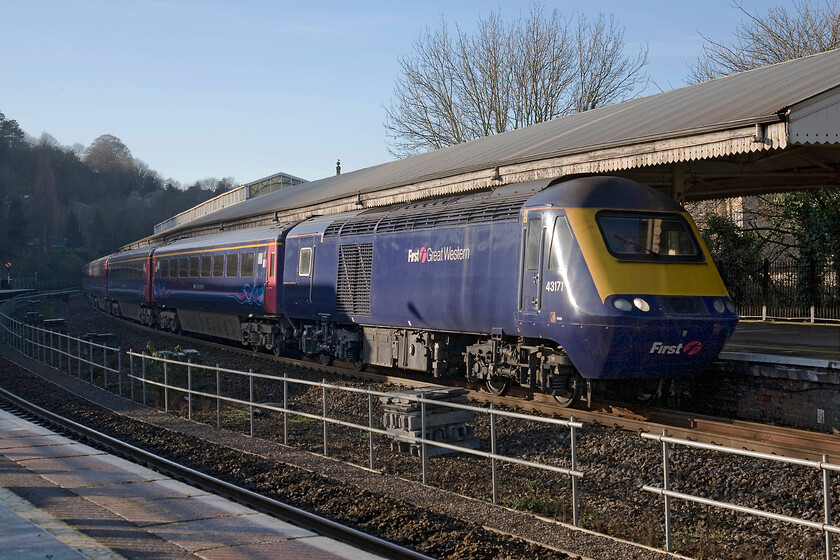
[689,0,840,83]
[573,14,649,112]
[384,5,648,157]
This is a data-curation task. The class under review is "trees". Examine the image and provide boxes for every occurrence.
[384,5,648,157]
[83,134,134,173]
[689,0,840,83]
[688,0,840,303]
[0,111,236,283]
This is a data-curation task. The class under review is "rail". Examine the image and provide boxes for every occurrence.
[5,302,839,554]
[0,387,433,560]
[642,429,838,559]
[126,350,586,526]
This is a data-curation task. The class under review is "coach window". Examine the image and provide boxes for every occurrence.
[200,256,211,277]
[226,253,239,277]
[241,252,254,277]
[179,258,188,278]
[298,247,312,277]
[212,255,224,277]
[160,260,168,278]
[190,256,200,278]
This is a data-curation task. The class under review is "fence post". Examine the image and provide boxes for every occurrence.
[117,348,122,396]
[77,338,81,377]
[187,360,193,421]
[421,399,428,485]
[103,346,108,389]
[89,339,93,383]
[283,376,288,445]
[50,330,54,367]
[130,351,135,402]
[163,360,169,413]
[56,332,61,370]
[368,387,375,471]
[824,454,833,560]
[762,258,770,321]
[322,379,329,457]
[662,429,672,553]
[490,404,498,505]
[216,365,221,428]
[571,416,579,527]
[249,370,255,438]
[142,354,147,406]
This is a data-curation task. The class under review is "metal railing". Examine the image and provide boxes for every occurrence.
[643,429,838,559]
[0,311,122,392]
[719,259,840,322]
[6,303,838,555]
[127,350,586,525]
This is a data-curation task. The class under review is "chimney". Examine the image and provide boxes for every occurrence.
[336,159,341,175]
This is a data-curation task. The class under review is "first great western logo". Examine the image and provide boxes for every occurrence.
[408,246,471,263]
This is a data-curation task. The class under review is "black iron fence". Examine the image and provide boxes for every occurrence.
[717,259,840,322]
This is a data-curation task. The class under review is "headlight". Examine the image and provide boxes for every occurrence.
[633,298,650,312]
[725,300,736,313]
[713,299,726,313]
[613,297,632,312]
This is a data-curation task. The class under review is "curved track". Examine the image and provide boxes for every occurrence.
[0,385,433,560]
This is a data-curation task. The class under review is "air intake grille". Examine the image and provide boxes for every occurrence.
[660,296,707,315]
[322,193,530,238]
[337,243,373,316]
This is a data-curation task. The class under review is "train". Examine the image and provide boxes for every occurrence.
[82,175,739,407]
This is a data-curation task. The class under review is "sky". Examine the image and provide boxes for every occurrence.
[0,0,783,186]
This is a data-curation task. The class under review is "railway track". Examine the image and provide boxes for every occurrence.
[0,385,433,560]
[105,312,840,463]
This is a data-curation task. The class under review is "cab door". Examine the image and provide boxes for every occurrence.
[517,211,545,322]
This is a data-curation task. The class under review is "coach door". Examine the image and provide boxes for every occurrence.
[518,211,545,321]
[265,242,279,314]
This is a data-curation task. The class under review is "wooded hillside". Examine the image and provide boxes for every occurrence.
[0,111,234,285]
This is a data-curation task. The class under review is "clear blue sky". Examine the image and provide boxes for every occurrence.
[0,0,779,186]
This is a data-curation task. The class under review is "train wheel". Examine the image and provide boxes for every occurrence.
[318,353,333,366]
[352,360,366,372]
[486,376,511,396]
[552,374,581,408]
[633,380,662,405]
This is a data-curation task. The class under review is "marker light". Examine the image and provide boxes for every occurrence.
[613,297,633,312]
[633,298,650,312]
[713,299,726,314]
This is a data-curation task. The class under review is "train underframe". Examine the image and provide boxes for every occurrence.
[100,298,584,407]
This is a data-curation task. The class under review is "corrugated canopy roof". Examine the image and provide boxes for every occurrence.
[154,49,840,242]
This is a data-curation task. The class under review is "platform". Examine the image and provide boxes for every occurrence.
[0,289,34,302]
[723,320,840,368]
[0,408,384,560]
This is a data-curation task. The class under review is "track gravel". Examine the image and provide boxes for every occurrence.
[0,294,835,559]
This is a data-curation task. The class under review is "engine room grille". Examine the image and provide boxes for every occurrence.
[337,243,373,316]
[659,296,707,315]
[322,192,530,238]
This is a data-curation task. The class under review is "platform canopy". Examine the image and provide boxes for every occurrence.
[148,49,840,243]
